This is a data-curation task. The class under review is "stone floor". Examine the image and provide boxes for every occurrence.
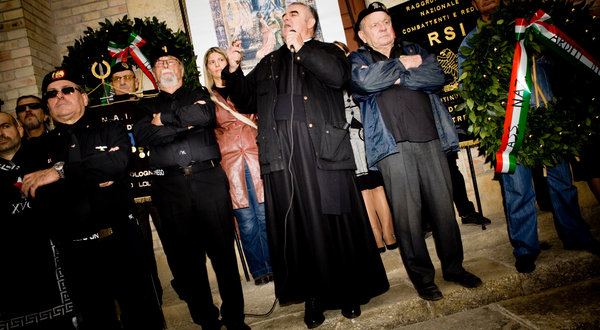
[160,203,600,329]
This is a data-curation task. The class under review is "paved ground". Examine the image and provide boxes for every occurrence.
[161,204,600,329]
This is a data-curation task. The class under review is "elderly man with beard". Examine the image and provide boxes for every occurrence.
[15,95,49,139]
[133,47,248,330]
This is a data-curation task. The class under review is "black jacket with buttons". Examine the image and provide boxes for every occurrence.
[33,113,133,241]
[222,39,355,174]
[133,87,221,169]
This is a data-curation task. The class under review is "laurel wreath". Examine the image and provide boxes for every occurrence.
[61,16,201,104]
[458,0,599,168]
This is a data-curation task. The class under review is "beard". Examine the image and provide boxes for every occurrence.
[23,117,42,131]
[159,69,180,88]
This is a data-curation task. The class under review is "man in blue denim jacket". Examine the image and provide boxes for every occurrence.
[349,2,482,302]
[459,0,600,274]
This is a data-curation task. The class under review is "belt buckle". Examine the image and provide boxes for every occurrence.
[182,166,193,176]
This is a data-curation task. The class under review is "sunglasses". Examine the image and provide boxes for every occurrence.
[16,103,43,113]
[45,86,82,99]
[111,74,135,83]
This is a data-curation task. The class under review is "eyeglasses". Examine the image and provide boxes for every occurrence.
[45,86,82,99]
[154,59,180,68]
[16,103,43,113]
[111,74,135,83]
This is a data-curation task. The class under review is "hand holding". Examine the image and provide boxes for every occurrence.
[285,30,303,53]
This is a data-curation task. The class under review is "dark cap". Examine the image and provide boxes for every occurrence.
[42,68,85,97]
[355,2,389,32]
[110,62,136,78]
[148,40,183,65]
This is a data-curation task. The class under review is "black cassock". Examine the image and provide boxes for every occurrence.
[263,48,389,308]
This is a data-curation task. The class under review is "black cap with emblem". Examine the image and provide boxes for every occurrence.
[355,2,389,32]
[41,68,86,100]
[109,62,137,79]
[147,38,185,65]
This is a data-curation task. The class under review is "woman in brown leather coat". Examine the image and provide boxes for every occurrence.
[203,47,272,285]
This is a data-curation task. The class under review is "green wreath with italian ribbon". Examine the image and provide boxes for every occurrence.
[458,0,600,169]
[61,16,201,105]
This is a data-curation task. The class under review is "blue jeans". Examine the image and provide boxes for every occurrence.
[233,163,272,279]
[500,160,593,258]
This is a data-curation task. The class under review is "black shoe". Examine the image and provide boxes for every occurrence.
[444,271,483,288]
[378,247,386,253]
[341,304,361,319]
[416,283,443,301]
[424,231,433,239]
[461,212,492,226]
[254,274,272,285]
[586,240,600,256]
[198,319,222,330]
[515,254,536,273]
[222,319,250,330]
[304,298,325,329]
[565,239,600,256]
[386,242,398,250]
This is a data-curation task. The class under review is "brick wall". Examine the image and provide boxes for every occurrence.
[52,0,128,60]
[0,0,55,113]
[0,0,186,113]
[0,0,130,113]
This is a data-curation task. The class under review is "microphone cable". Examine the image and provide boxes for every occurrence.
[244,44,297,320]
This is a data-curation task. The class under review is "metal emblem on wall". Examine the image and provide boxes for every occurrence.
[389,0,479,139]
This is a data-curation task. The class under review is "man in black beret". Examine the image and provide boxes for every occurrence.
[134,45,249,330]
[21,68,165,329]
[349,2,483,301]
[88,59,166,322]
[109,62,139,99]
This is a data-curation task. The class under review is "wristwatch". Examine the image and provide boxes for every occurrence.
[53,161,65,179]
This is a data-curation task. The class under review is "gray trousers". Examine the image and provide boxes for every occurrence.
[376,140,464,288]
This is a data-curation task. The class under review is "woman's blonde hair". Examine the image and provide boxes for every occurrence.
[203,46,228,95]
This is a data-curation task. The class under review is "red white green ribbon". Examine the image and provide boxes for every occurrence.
[496,10,600,173]
[108,32,158,89]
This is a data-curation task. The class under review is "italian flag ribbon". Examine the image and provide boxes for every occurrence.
[496,10,600,173]
[108,32,158,89]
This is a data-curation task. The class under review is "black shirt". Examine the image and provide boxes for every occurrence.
[32,113,133,240]
[366,44,438,143]
[88,98,153,201]
[133,87,221,169]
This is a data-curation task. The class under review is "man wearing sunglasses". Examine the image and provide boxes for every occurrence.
[20,68,165,329]
[88,60,165,322]
[134,46,248,330]
[15,95,50,139]
[109,62,139,100]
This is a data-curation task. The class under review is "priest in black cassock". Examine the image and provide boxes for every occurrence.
[222,2,389,328]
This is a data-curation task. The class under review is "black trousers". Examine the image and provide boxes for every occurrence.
[135,202,163,303]
[447,153,476,217]
[151,166,245,326]
[61,221,165,330]
[377,141,465,288]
